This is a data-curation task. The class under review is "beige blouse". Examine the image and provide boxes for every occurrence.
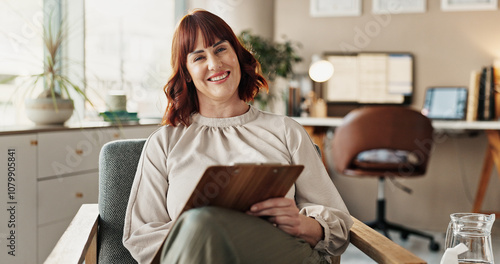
[123,106,353,263]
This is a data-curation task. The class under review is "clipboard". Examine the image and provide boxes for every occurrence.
[181,163,304,213]
[151,163,304,263]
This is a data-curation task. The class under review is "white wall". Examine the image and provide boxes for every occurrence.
[275,0,500,108]
[188,0,274,38]
[275,0,500,231]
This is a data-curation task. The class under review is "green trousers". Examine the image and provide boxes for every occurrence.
[160,206,328,264]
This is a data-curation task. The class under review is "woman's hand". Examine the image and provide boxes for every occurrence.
[246,197,324,247]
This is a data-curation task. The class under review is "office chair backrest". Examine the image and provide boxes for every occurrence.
[332,106,434,177]
[98,139,146,264]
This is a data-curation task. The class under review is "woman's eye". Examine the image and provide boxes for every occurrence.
[215,47,226,53]
[193,56,204,62]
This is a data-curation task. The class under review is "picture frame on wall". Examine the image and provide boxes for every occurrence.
[441,0,498,11]
[372,0,426,14]
[310,0,362,17]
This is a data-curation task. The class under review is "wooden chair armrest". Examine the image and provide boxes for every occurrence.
[350,217,427,264]
[45,204,99,264]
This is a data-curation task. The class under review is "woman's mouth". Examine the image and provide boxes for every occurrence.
[208,71,229,82]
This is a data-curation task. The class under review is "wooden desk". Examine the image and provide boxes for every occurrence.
[293,117,500,218]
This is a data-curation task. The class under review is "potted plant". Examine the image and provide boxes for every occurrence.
[5,12,91,125]
[238,30,302,111]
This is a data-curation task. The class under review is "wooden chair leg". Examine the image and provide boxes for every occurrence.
[473,146,493,213]
[473,130,500,217]
[85,229,98,264]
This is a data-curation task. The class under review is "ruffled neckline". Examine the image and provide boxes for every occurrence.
[191,105,259,127]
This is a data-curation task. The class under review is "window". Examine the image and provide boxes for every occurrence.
[0,0,43,126]
[85,0,177,119]
[0,0,181,126]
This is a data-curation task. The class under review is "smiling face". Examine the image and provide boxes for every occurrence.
[186,31,242,112]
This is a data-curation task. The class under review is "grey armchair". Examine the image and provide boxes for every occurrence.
[46,139,426,264]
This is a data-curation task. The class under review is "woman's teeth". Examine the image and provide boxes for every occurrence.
[209,72,228,81]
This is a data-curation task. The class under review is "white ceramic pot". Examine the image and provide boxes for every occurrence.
[25,98,74,125]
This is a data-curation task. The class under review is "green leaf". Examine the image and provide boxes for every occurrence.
[237,30,302,81]
[0,75,17,84]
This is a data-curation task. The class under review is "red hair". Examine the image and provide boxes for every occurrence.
[162,9,268,126]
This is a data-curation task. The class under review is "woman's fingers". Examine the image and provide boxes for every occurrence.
[249,197,295,212]
[249,197,324,246]
[246,197,304,236]
[269,215,303,236]
[269,215,300,227]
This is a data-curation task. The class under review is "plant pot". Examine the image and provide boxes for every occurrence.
[25,98,74,125]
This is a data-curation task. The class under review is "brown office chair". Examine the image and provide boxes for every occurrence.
[332,106,440,251]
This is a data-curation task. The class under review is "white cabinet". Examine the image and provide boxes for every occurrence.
[37,218,72,264]
[0,134,38,264]
[37,171,99,263]
[0,124,157,264]
[38,171,99,227]
[37,130,105,179]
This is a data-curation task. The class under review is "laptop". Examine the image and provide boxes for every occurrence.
[421,87,468,120]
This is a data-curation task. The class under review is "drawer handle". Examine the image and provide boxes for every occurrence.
[30,140,38,146]
[75,149,84,155]
[75,192,84,198]
[113,133,120,138]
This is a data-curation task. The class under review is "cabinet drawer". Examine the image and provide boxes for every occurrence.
[38,219,72,264]
[38,172,98,226]
[37,129,111,178]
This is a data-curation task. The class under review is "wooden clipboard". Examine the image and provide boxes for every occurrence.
[151,164,304,263]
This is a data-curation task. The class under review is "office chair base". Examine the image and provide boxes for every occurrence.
[365,200,440,252]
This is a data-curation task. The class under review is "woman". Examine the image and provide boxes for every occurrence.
[123,9,352,264]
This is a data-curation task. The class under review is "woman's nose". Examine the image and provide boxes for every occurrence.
[207,55,222,71]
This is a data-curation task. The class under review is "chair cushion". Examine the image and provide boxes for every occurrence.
[98,139,146,264]
[353,149,419,170]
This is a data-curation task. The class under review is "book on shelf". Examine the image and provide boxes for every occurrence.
[475,66,496,121]
[288,86,302,117]
[488,66,496,120]
[476,67,486,120]
[484,66,491,120]
[466,70,480,121]
[494,61,500,119]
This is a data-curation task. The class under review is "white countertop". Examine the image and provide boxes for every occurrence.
[292,117,500,131]
[0,119,161,135]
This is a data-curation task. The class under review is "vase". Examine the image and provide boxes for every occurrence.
[25,98,74,125]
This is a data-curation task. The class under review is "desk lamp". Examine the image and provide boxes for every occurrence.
[307,55,333,117]
[308,54,334,82]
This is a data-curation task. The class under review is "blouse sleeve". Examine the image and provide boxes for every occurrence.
[123,129,173,264]
[284,117,353,257]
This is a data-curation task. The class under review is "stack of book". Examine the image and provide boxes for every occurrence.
[466,64,500,121]
[99,111,139,123]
